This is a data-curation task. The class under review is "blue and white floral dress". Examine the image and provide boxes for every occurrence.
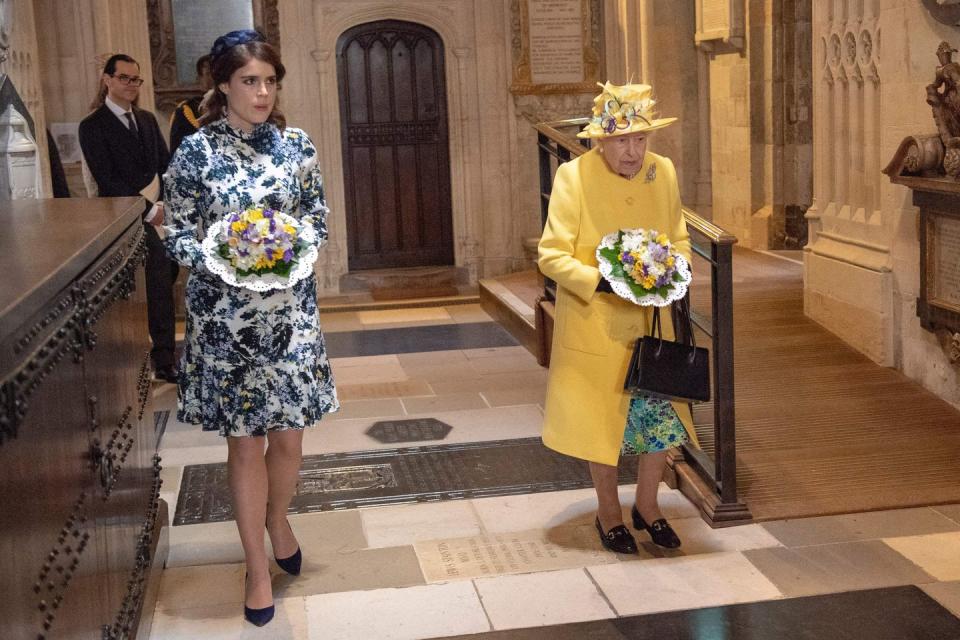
[162,118,339,437]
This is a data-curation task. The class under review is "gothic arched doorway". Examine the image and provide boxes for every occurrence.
[336,20,454,270]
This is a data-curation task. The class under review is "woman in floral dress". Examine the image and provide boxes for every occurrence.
[162,30,338,626]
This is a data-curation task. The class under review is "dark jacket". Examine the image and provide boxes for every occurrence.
[78,104,170,201]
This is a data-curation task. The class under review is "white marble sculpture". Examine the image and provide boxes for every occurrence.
[0,103,39,199]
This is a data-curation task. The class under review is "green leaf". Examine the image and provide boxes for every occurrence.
[657,286,669,297]
[609,262,626,279]
[626,280,646,297]
[672,272,683,282]
[273,260,293,277]
[599,247,620,264]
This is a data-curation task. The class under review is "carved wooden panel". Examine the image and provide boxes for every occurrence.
[147,0,280,112]
[0,199,161,639]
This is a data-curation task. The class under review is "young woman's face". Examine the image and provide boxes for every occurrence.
[219,57,278,131]
[598,132,649,178]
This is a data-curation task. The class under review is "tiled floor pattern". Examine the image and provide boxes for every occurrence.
[433,586,960,639]
[151,305,960,638]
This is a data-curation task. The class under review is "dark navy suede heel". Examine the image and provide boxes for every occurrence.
[275,547,302,576]
[244,604,275,627]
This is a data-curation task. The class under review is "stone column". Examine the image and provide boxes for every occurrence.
[0,0,52,197]
[804,0,892,365]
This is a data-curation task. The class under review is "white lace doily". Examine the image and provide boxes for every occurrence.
[596,230,692,307]
[201,219,320,292]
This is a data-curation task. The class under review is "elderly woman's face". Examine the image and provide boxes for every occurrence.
[598,132,649,178]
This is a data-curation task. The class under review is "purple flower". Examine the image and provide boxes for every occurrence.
[621,252,635,264]
[283,248,294,261]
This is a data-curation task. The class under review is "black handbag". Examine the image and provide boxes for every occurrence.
[623,297,711,403]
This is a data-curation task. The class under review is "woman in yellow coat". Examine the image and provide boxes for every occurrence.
[539,82,696,554]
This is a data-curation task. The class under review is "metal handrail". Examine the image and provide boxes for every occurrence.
[535,118,746,519]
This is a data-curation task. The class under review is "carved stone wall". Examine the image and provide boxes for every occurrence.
[280,0,551,294]
[805,0,960,406]
[0,0,51,197]
[805,1,889,362]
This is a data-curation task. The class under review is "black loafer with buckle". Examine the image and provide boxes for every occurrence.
[595,517,639,554]
[632,505,681,549]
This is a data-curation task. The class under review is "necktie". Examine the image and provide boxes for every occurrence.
[124,111,138,133]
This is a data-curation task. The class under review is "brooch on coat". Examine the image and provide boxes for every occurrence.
[645,162,657,183]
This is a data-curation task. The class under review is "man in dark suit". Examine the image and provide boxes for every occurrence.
[79,53,179,383]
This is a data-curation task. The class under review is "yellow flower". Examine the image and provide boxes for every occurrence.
[642,275,657,289]
[283,224,296,235]
[273,248,285,261]
[231,220,248,233]
[666,256,675,267]
[247,208,264,221]
[656,233,669,246]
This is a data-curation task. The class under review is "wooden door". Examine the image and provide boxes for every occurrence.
[336,20,454,270]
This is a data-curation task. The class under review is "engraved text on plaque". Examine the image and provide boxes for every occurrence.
[528,0,584,85]
[932,214,960,310]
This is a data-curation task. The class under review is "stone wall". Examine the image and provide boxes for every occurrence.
[34,0,156,197]
[604,0,707,214]
[279,0,629,293]
[805,0,960,406]
[707,0,812,248]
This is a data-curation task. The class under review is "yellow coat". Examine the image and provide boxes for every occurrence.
[538,148,697,466]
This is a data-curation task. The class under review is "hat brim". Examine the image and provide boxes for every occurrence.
[577,117,677,139]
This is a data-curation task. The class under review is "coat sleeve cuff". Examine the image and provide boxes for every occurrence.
[564,266,603,303]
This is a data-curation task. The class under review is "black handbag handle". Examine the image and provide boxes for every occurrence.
[651,299,698,362]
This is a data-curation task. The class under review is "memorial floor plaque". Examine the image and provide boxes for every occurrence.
[174,438,639,525]
[324,321,518,358]
[366,418,453,444]
[415,527,620,582]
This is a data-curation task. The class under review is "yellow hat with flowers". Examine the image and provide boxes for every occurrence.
[578,81,677,139]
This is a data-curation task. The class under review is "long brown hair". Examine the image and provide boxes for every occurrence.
[199,40,286,129]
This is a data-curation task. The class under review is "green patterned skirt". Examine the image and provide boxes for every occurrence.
[621,394,688,455]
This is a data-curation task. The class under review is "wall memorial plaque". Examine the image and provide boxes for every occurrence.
[510,0,602,95]
[695,0,745,50]
[171,0,253,85]
[931,214,960,311]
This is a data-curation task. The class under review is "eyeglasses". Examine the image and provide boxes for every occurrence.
[111,74,144,86]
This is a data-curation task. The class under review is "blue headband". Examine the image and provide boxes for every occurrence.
[210,29,265,60]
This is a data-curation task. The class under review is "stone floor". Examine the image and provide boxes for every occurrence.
[148,303,960,639]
